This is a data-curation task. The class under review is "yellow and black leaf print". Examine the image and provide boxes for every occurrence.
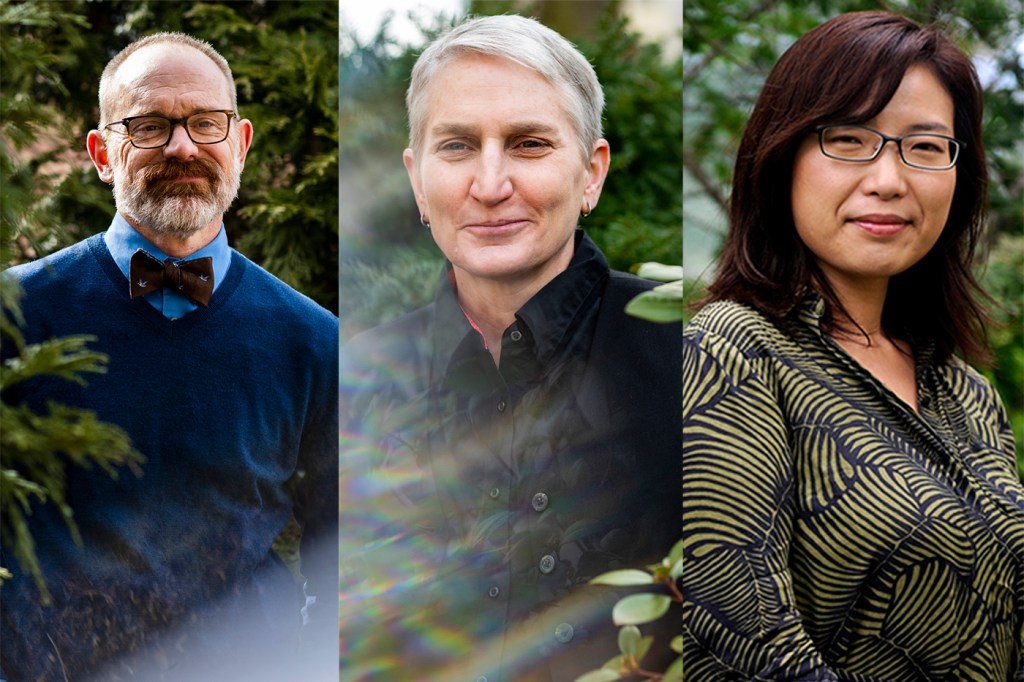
[682,297,1024,682]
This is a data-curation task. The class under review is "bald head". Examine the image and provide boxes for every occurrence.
[98,32,236,126]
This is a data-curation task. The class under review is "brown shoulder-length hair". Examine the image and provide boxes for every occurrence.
[704,11,991,364]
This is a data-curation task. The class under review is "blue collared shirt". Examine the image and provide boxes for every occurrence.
[103,213,231,320]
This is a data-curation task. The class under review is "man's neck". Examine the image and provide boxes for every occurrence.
[124,214,223,259]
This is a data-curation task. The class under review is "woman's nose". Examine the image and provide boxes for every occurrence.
[469,145,513,204]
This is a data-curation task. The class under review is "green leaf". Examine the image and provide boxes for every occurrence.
[666,539,683,579]
[2,335,107,390]
[635,634,654,662]
[574,670,621,682]
[589,568,653,587]
[612,593,672,625]
[624,281,684,323]
[668,538,683,565]
[633,262,684,282]
[671,635,683,654]
[618,625,641,657]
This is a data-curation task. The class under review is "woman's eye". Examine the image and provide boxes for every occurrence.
[516,138,550,151]
[829,134,863,145]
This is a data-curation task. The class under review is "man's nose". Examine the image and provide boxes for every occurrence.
[162,122,199,160]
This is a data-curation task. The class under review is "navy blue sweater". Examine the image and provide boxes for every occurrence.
[1,234,338,680]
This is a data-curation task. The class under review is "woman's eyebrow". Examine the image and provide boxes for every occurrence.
[905,122,953,133]
[430,121,561,137]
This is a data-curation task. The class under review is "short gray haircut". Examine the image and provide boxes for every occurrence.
[98,32,237,126]
[406,14,605,161]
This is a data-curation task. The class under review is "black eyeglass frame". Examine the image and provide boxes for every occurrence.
[813,124,965,171]
[103,109,239,149]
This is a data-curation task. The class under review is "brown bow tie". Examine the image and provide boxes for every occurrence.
[129,249,214,307]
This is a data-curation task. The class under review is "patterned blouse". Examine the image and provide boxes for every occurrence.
[682,296,1024,681]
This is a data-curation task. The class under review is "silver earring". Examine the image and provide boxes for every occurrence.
[420,214,431,228]
[581,200,592,219]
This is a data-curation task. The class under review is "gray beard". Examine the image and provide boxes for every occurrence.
[111,163,241,237]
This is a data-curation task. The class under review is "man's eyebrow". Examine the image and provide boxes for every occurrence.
[125,107,231,119]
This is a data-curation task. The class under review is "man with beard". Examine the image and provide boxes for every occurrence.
[0,33,338,681]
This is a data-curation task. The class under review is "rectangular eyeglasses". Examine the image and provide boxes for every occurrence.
[814,124,964,171]
[103,110,238,149]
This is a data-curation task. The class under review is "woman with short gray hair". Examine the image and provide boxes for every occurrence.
[341,13,680,682]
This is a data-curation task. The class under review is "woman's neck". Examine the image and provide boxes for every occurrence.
[819,273,919,410]
[820,273,888,341]
[452,274,546,366]
[450,248,574,365]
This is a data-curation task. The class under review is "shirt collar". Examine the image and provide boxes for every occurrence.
[103,212,231,291]
[797,290,937,369]
[430,230,609,379]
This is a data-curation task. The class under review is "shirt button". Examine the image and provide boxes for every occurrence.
[489,487,500,499]
[488,585,500,598]
[539,554,556,574]
[510,330,523,342]
[554,622,574,643]
[531,492,549,512]
[497,400,507,412]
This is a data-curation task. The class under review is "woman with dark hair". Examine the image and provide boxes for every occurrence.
[683,11,1023,681]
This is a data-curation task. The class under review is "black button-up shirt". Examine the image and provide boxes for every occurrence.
[341,232,681,681]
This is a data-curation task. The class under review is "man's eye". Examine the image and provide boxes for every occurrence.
[131,121,166,134]
[439,141,470,152]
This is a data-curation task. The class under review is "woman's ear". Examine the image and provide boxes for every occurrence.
[403,148,428,218]
[583,139,611,211]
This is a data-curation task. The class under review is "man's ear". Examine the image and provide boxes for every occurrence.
[235,118,254,170]
[86,130,114,183]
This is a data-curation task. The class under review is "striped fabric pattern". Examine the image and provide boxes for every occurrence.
[682,297,1024,681]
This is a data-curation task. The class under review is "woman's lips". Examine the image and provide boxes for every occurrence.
[848,214,911,236]
[464,219,529,234]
